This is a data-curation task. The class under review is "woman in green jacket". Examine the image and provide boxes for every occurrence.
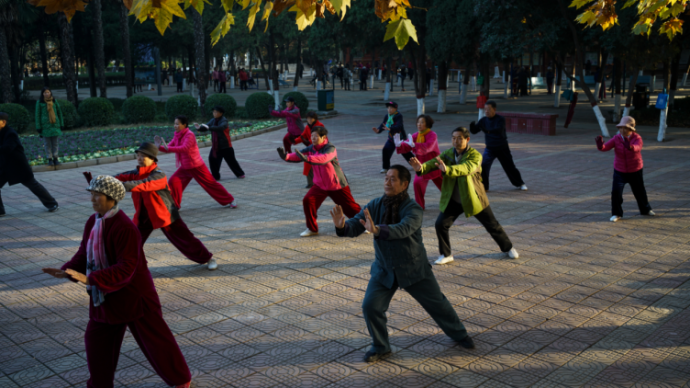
[35,87,64,166]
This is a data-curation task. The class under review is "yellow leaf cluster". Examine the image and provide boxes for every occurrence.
[375,0,410,22]
[27,0,87,21]
[129,0,187,35]
[383,17,417,50]
[571,0,617,30]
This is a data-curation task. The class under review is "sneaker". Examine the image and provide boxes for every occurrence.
[519,184,528,191]
[48,204,59,213]
[238,175,245,179]
[644,211,656,216]
[380,169,387,174]
[435,255,454,265]
[508,248,519,259]
[457,336,475,349]
[363,350,391,363]
[610,215,621,222]
[364,230,371,234]
[207,258,218,271]
[226,201,237,208]
[300,229,319,237]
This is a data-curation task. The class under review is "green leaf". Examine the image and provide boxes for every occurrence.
[383,18,418,50]
[211,13,235,46]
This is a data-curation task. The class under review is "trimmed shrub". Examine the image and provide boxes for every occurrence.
[279,91,309,117]
[165,94,198,121]
[245,92,275,119]
[122,95,157,123]
[0,103,31,133]
[234,106,249,119]
[205,94,237,118]
[78,97,116,127]
[57,99,80,129]
[108,98,126,112]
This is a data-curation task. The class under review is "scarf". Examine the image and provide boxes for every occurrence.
[45,97,56,124]
[416,128,431,144]
[86,206,119,307]
[382,191,409,225]
[386,113,395,128]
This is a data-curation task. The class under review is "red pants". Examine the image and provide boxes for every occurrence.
[84,296,190,388]
[169,165,234,208]
[414,176,443,210]
[138,217,212,264]
[283,133,303,154]
[304,185,361,232]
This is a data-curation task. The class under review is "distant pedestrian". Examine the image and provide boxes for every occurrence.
[175,70,183,92]
[546,67,554,95]
[35,87,64,166]
[360,66,368,91]
[239,68,249,91]
[218,70,227,93]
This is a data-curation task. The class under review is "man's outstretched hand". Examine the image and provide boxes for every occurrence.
[330,205,346,229]
[359,208,379,235]
[83,172,93,184]
[409,157,423,172]
[277,147,287,160]
[434,156,447,173]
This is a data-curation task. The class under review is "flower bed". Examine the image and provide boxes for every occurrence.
[24,120,283,166]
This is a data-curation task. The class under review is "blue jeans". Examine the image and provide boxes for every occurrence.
[612,169,651,217]
[481,146,524,190]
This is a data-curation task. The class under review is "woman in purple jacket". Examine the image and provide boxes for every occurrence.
[596,116,654,222]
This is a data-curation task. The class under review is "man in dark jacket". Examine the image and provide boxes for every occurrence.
[194,106,245,180]
[372,101,413,173]
[470,100,527,192]
[0,112,58,217]
[332,165,475,363]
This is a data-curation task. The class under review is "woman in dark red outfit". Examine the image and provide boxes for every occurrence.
[42,175,191,388]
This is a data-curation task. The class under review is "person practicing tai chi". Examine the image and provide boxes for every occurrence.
[372,101,413,173]
[470,100,527,191]
[596,116,654,222]
[277,126,362,237]
[302,111,324,189]
[155,115,236,209]
[270,96,305,154]
[331,165,475,363]
[42,175,192,388]
[83,143,218,271]
[194,106,246,180]
[395,114,443,210]
[410,127,519,265]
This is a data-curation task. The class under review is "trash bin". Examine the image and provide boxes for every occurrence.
[633,85,650,111]
[317,89,334,111]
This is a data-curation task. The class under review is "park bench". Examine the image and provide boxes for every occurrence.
[502,112,559,136]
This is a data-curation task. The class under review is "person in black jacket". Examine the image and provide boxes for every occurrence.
[193,106,245,181]
[0,112,59,217]
[470,101,527,192]
[371,101,413,173]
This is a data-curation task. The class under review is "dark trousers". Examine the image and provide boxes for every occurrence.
[219,81,226,93]
[0,177,57,213]
[360,79,367,90]
[382,140,413,170]
[612,169,652,217]
[209,148,245,179]
[138,217,212,264]
[435,201,512,257]
[362,274,468,354]
[176,82,183,92]
[546,78,554,94]
[481,146,524,190]
[240,80,247,90]
[84,297,191,388]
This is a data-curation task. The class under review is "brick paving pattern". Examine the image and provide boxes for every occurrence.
[1,112,689,387]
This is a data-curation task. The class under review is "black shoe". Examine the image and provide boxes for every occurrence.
[48,204,59,213]
[53,158,61,166]
[48,159,54,166]
[457,336,475,349]
[363,350,390,363]
[0,209,5,217]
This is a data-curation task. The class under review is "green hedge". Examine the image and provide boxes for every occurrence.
[57,99,80,129]
[279,91,309,117]
[122,95,157,123]
[165,94,198,121]
[245,92,275,119]
[78,97,116,127]
[0,103,31,133]
[205,94,237,118]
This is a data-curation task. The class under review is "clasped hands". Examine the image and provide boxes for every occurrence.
[330,205,379,235]
[409,156,446,173]
[393,133,415,148]
[42,268,89,285]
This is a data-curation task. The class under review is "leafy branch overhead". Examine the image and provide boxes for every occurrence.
[28,0,420,48]
[570,0,688,39]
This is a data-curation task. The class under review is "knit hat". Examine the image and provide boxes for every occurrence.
[135,142,158,162]
[87,175,126,203]
[616,116,636,131]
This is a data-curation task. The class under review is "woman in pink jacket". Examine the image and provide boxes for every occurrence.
[596,116,654,222]
[277,126,362,237]
[395,114,443,210]
[270,96,305,153]
[155,115,236,209]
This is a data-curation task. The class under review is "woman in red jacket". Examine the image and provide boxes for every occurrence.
[42,175,191,388]
[596,116,654,222]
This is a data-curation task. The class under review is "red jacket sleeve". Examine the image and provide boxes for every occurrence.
[119,170,168,193]
[166,131,196,154]
[87,224,141,294]
[599,136,616,152]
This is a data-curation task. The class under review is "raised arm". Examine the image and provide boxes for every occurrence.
[305,145,336,165]
[335,204,369,238]
[445,151,482,178]
[164,132,196,154]
[115,170,168,193]
[270,108,300,119]
[598,136,616,152]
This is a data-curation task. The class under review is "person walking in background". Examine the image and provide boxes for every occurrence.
[0,112,59,217]
[398,66,406,92]
[35,87,64,166]
[337,65,344,89]
[212,67,219,92]
[239,68,249,91]
[42,175,192,388]
[470,100,527,192]
[410,127,519,265]
[546,67,554,95]
[596,116,654,222]
[331,165,475,363]
[360,66,368,91]
[194,106,245,180]
[395,115,442,210]
[218,70,227,93]
[155,115,237,209]
[344,65,352,91]
[175,70,184,92]
[372,101,413,173]
[270,96,305,154]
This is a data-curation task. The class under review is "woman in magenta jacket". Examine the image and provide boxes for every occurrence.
[395,114,443,210]
[596,116,654,222]
[155,115,236,209]
[270,96,305,153]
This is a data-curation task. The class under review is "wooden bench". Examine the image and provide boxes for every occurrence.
[501,112,559,136]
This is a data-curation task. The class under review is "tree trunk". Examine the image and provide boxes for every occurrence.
[293,37,301,89]
[408,38,427,116]
[119,0,133,97]
[57,14,78,105]
[88,47,97,97]
[91,0,107,97]
[191,8,207,106]
[623,67,639,117]
[0,29,12,103]
[255,46,270,91]
[437,60,448,113]
[9,46,21,102]
[554,55,563,107]
[594,50,608,100]
[38,19,51,87]
[613,56,622,122]
[268,33,280,109]
[669,53,680,105]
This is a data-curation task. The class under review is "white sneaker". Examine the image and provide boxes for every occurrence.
[610,215,621,222]
[519,185,528,191]
[380,169,388,174]
[435,255,454,265]
[226,201,237,208]
[364,230,371,234]
[300,229,319,237]
[207,258,218,270]
[645,211,656,216]
[507,248,519,259]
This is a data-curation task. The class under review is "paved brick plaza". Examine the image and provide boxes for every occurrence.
[1,111,690,387]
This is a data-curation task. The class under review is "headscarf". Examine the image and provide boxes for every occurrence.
[45,96,56,124]
[382,190,409,225]
[416,128,431,144]
[86,205,119,307]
